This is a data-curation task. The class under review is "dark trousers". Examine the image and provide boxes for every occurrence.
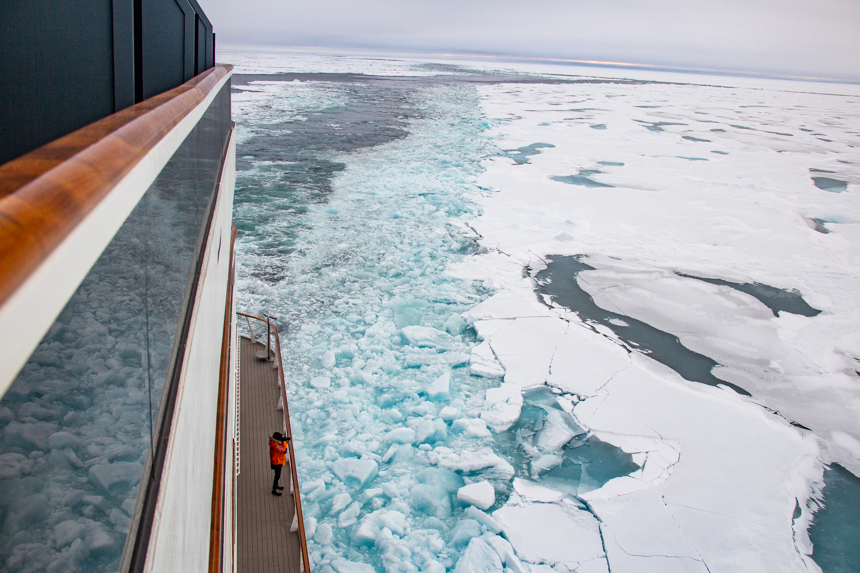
[272,463,283,491]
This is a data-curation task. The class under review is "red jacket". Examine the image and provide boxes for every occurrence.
[269,437,287,466]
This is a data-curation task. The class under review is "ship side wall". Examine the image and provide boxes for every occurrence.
[143,127,236,573]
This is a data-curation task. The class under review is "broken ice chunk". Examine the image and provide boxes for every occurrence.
[512,478,564,503]
[4,420,58,451]
[381,482,400,499]
[444,314,468,336]
[423,561,446,573]
[410,484,452,518]
[391,299,430,328]
[321,351,336,369]
[454,537,504,573]
[0,453,33,479]
[48,431,80,450]
[534,409,584,451]
[484,534,529,573]
[109,508,131,531]
[332,558,375,573]
[338,502,361,527]
[331,492,352,513]
[413,418,447,443]
[546,325,630,396]
[464,506,502,533]
[65,449,85,468]
[439,405,461,421]
[480,385,523,432]
[453,418,492,438]
[52,520,87,548]
[315,523,334,545]
[449,519,482,547]
[425,372,451,401]
[304,517,317,540]
[469,341,505,378]
[494,501,605,565]
[353,519,379,544]
[360,488,383,502]
[377,510,407,535]
[381,444,399,463]
[88,462,143,496]
[404,351,470,368]
[401,326,458,350]
[417,467,465,493]
[332,458,378,489]
[457,481,496,510]
[391,444,415,464]
[466,290,551,321]
[431,447,515,481]
[531,454,563,476]
[86,525,116,556]
[384,427,417,445]
[411,401,437,417]
[3,493,48,535]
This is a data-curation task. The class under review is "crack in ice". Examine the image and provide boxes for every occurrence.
[661,494,713,573]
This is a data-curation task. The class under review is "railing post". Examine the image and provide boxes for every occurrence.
[261,313,277,362]
[265,314,271,359]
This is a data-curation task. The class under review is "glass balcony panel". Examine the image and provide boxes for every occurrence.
[0,82,230,572]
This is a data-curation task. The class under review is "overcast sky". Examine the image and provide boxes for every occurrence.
[197,0,860,81]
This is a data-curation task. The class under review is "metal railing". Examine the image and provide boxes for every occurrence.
[237,311,312,573]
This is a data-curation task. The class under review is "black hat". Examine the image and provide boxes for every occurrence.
[273,432,285,441]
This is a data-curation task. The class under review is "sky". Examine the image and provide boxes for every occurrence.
[197,0,860,81]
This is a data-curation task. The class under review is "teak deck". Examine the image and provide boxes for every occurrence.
[237,336,303,573]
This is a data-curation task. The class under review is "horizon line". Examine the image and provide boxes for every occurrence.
[217,43,860,86]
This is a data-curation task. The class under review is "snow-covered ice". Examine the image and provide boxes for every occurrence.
[480,385,522,432]
[456,481,495,510]
[494,500,606,568]
[454,65,860,572]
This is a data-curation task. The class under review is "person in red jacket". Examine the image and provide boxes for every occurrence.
[269,432,288,496]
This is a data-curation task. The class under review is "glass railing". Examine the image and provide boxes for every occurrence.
[0,79,231,572]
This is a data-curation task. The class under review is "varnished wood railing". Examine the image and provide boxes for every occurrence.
[238,312,312,573]
[0,64,232,310]
[209,223,238,573]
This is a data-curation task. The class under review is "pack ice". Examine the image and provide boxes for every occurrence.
[448,65,860,572]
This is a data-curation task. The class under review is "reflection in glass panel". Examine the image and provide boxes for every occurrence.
[0,82,230,572]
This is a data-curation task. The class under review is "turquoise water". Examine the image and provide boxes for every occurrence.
[500,143,554,165]
[550,171,614,188]
[534,256,749,395]
[810,464,860,573]
[233,76,509,572]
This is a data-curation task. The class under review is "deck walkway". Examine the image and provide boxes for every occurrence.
[237,336,303,573]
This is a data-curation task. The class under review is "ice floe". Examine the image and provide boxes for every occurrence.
[455,67,860,571]
[494,500,606,568]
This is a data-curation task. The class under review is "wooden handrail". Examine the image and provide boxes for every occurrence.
[0,64,233,310]
[237,312,312,573]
